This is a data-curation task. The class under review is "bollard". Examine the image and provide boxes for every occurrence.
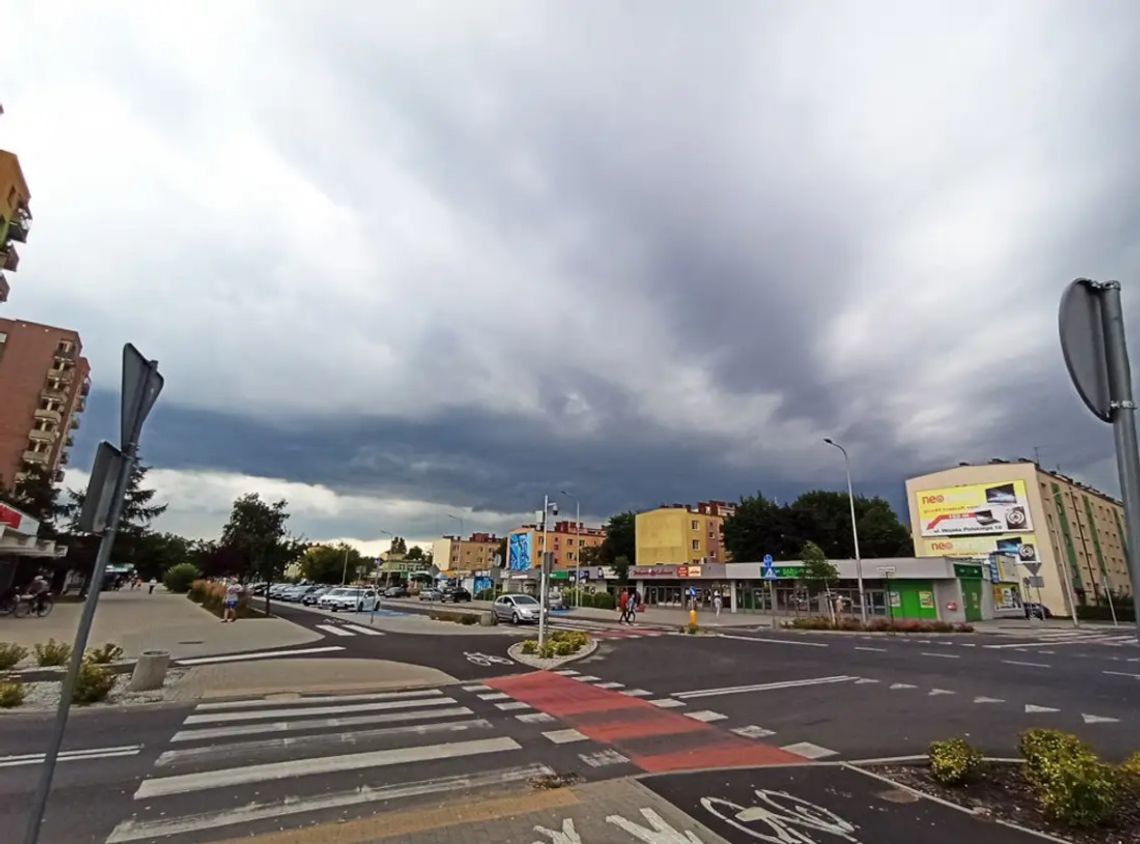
[129,650,170,691]
[689,608,697,626]
[479,611,497,626]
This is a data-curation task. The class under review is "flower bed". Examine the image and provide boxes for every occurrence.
[784,616,974,633]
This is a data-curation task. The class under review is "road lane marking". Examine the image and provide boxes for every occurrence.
[732,725,776,739]
[107,763,554,843]
[718,634,828,648]
[462,684,490,692]
[340,623,385,636]
[195,689,443,711]
[620,688,652,697]
[672,675,855,700]
[314,624,355,637]
[889,683,916,690]
[579,749,629,767]
[172,706,475,742]
[542,729,588,744]
[0,745,141,768]
[781,742,837,759]
[157,719,493,766]
[684,710,727,723]
[650,698,686,708]
[1003,660,1050,668]
[494,701,531,711]
[1082,713,1120,724]
[183,696,459,725]
[134,736,521,798]
[1025,704,1060,713]
[854,646,886,652]
[595,682,625,689]
[176,646,345,666]
[973,696,1004,704]
[854,678,880,684]
[477,692,509,701]
[928,689,955,696]
[921,652,960,659]
[515,712,555,724]
[1104,670,1140,679]
[571,675,601,682]
[553,669,579,676]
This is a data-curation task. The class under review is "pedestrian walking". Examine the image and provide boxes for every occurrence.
[628,589,639,625]
[148,577,157,594]
[618,589,630,624]
[222,579,242,623]
[713,590,723,617]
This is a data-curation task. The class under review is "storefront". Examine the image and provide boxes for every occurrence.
[632,564,733,609]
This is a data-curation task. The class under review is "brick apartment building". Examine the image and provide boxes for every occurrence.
[0,319,90,490]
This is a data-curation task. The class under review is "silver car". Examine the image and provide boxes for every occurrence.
[492,593,545,625]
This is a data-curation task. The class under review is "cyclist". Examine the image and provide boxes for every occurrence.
[26,573,50,614]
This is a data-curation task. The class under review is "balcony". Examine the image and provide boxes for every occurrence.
[35,408,62,424]
[81,377,91,396]
[22,450,47,464]
[6,212,29,244]
[41,384,67,402]
[53,346,76,362]
[0,272,7,303]
[59,452,69,466]
[75,396,86,413]
[1,244,18,272]
[53,470,64,483]
[28,428,55,443]
[65,435,74,448]
[70,416,80,430]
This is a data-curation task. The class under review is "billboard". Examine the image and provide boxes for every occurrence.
[920,533,1040,563]
[507,533,532,571]
[917,481,1033,537]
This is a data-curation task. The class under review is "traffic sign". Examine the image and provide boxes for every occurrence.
[1021,561,1043,576]
[876,565,896,575]
[1060,280,1112,422]
[761,555,778,581]
[1026,575,1045,588]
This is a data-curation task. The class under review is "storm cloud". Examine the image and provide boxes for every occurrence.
[7,1,1140,545]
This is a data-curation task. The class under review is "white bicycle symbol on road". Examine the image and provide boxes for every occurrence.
[464,652,515,666]
[701,790,859,843]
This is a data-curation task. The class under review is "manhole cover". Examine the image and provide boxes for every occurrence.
[177,640,204,645]
[877,788,920,804]
[531,773,583,790]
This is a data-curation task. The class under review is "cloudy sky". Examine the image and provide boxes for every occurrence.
[5,1,1140,553]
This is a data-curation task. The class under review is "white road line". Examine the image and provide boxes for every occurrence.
[921,652,960,659]
[973,696,1004,704]
[571,675,601,682]
[781,742,837,760]
[718,634,828,648]
[107,763,553,843]
[650,698,686,708]
[1104,670,1140,679]
[172,706,475,743]
[928,689,955,696]
[959,643,976,647]
[176,646,345,666]
[936,641,955,646]
[0,745,141,768]
[620,688,652,697]
[157,719,493,766]
[553,669,579,676]
[985,636,1132,650]
[494,702,531,711]
[461,684,490,692]
[340,624,385,637]
[183,696,459,725]
[854,646,887,652]
[515,712,555,724]
[595,682,625,689]
[684,710,727,723]
[1003,660,1051,668]
[195,689,443,712]
[1082,713,1120,724]
[889,683,916,690]
[579,749,629,768]
[314,624,355,637]
[1025,704,1060,714]
[854,678,880,684]
[732,725,776,739]
[542,729,588,744]
[673,675,855,700]
[135,736,521,799]
[477,692,509,701]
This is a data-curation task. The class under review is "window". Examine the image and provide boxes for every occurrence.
[567,538,574,545]
[567,552,574,561]
[691,520,699,530]
[691,539,700,550]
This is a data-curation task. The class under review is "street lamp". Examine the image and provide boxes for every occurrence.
[539,495,558,646]
[376,529,393,587]
[824,438,866,624]
[447,514,464,537]
[560,490,581,608]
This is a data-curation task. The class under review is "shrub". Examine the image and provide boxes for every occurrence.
[550,630,587,650]
[474,589,495,601]
[163,563,202,594]
[929,738,984,785]
[1019,729,1092,783]
[1120,751,1140,793]
[34,639,71,667]
[85,643,124,665]
[589,592,615,610]
[1036,754,1123,828]
[461,614,478,625]
[538,642,556,659]
[953,622,974,633]
[520,640,538,654]
[687,622,699,635]
[72,662,115,705]
[553,640,575,656]
[866,617,891,632]
[0,680,26,708]
[785,616,833,630]
[0,643,28,670]
[836,616,862,631]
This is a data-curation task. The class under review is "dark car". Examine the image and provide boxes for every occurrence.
[384,585,408,598]
[1024,602,1053,620]
[441,586,472,603]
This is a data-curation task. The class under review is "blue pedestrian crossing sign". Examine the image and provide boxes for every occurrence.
[762,554,778,580]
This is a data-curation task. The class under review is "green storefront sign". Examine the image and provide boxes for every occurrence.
[953,563,983,579]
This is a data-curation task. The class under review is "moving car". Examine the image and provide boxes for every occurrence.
[492,593,545,624]
[418,588,442,601]
[441,586,471,603]
[384,585,408,598]
[317,587,381,612]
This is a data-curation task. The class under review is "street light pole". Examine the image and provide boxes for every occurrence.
[539,495,551,647]
[824,438,866,624]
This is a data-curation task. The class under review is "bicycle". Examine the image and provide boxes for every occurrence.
[10,592,54,618]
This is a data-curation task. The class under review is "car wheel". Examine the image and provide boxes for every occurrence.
[511,611,520,625]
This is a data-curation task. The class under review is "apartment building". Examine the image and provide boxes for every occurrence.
[0,150,32,302]
[433,532,503,572]
[634,500,736,566]
[505,521,606,572]
[906,459,1132,618]
[0,319,90,490]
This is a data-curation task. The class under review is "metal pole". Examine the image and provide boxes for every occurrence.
[769,579,777,629]
[24,398,149,844]
[1099,281,1140,638]
[1103,572,1119,626]
[825,439,866,624]
[341,546,349,585]
[538,495,549,647]
[575,500,581,608]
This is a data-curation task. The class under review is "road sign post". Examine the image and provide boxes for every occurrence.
[762,554,778,629]
[1060,279,1140,637]
[24,346,163,844]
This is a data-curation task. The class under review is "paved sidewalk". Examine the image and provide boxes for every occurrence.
[0,590,321,659]
[167,657,457,700]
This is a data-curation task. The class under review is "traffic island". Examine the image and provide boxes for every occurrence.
[508,631,597,669]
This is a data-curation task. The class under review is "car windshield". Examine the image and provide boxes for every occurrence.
[512,596,538,606]
[324,589,347,597]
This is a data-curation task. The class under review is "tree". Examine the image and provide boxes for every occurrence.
[722,492,801,562]
[789,491,911,559]
[599,512,635,564]
[405,545,425,561]
[799,541,838,597]
[612,554,631,584]
[131,531,192,580]
[300,543,365,584]
[578,544,601,567]
[219,493,292,611]
[389,536,407,555]
[1,465,63,537]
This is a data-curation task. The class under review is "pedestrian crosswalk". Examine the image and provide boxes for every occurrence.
[984,629,1138,649]
[106,686,556,843]
[547,616,669,640]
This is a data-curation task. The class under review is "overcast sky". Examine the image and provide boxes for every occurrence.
[6,2,1140,553]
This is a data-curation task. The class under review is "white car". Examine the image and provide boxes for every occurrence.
[317,587,380,612]
[492,593,546,624]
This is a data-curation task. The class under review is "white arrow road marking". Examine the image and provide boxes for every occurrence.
[973,696,1005,704]
[1025,704,1060,714]
[854,678,880,684]
[928,689,955,696]
[1082,714,1120,724]
[889,683,916,690]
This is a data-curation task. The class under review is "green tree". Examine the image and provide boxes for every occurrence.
[389,536,407,555]
[132,531,192,580]
[599,512,635,564]
[722,492,801,561]
[799,541,838,597]
[578,544,601,567]
[1,465,63,537]
[405,545,425,561]
[300,543,365,584]
[612,554,631,584]
[789,491,911,559]
[219,493,292,610]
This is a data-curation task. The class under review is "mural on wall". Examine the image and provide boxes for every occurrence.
[917,481,1033,536]
[508,533,533,571]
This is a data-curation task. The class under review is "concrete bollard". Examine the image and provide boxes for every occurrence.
[129,650,171,691]
[479,611,497,627]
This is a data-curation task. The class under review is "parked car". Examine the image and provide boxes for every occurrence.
[317,587,381,612]
[418,588,442,601]
[300,585,330,605]
[384,585,408,598]
[441,586,471,603]
[492,593,545,624]
[1024,602,1053,620]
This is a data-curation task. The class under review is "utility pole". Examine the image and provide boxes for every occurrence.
[561,490,581,608]
[824,438,866,623]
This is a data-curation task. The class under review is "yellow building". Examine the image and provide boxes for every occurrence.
[635,501,735,566]
[0,150,32,303]
[504,521,605,571]
[433,532,502,573]
[906,460,1132,618]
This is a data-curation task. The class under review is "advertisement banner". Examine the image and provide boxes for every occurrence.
[920,533,1040,563]
[917,481,1033,537]
[507,533,532,571]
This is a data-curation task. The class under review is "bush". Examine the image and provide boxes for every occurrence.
[1036,754,1123,828]
[550,630,587,650]
[474,589,495,601]
[520,640,538,654]
[34,639,71,667]
[929,738,984,785]
[72,662,115,705]
[0,680,26,708]
[460,614,478,625]
[85,643,124,664]
[0,643,28,670]
[553,640,575,656]
[953,622,974,633]
[538,642,556,659]
[163,563,202,594]
[1019,729,1092,783]
[1120,751,1140,794]
[590,592,616,610]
